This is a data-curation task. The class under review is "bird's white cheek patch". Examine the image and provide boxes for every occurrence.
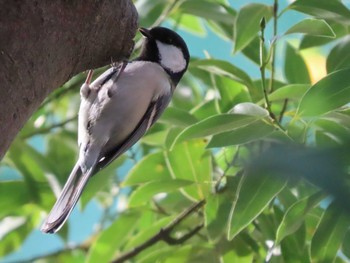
[156,40,187,73]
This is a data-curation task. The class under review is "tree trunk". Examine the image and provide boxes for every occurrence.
[0,0,138,159]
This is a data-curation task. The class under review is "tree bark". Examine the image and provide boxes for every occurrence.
[0,0,138,159]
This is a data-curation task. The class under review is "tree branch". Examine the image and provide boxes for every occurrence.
[112,200,206,263]
[0,0,138,159]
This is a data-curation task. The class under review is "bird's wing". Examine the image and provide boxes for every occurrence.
[95,93,171,172]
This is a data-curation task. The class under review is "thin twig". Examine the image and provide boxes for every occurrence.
[112,200,206,263]
[259,17,285,132]
[279,99,288,123]
[269,0,278,93]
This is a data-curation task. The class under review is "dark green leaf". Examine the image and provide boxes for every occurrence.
[128,179,194,206]
[284,43,311,84]
[276,191,325,244]
[298,68,350,116]
[160,107,198,127]
[311,202,350,263]
[191,59,254,88]
[234,3,273,52]
[289,0,350,25]
[123,151,171,186]
[207,120,275,148]
[171,114,261,148]
[228,173,286,240]
[327,36,350,73]
[165,140,211,200]
[285,19,335,38]
[86,212,140,263]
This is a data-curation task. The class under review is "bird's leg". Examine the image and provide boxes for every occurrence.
[80,70,94,98]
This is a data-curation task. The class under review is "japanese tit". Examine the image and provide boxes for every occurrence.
[41,27,190,233]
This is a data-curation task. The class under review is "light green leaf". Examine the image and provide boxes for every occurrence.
[165,140,211,201]
[284,43,311,84]
[300,22,349,50]
[289,0,350,25]
[298,68,350,116]
[128,179,194,207]
[276,191,325,244]
[230,102,268,117]
[327,36,350,73]
[171,114,261,148]
[179,0,234,24]
[285,19,335,38]
[311,201,350,263]
[171,14,206,36]
[234,3,273,52]
[267,84,310,102]
[86,212,140,263]
[123,151,171,186]
[160,107,198,127]
[207,120,275,148]
[191,59,254,88]
[228,173,286,240]
[141,130,168,146]
[205,177,239,241]
[215,77,251,113]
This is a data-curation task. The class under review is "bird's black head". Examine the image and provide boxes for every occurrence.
[138,27,190,85]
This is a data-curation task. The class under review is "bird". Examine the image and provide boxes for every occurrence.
[41,27,190,233]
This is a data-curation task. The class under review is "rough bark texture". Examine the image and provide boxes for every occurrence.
[0,0,138,159]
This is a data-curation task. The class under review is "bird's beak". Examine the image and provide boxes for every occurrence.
[139,27,151,38]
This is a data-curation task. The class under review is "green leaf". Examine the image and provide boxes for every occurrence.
[86,212,140,263]
[207,120,275,148]
[342,230,350,259]
[128,179,194,207]
[289,0,350,25]
[234,3,273,52]
[327,36,350,73]
[141,130,168,146]
[311,201,350,263]
[191,59,254,88]
[300,22,349,50]
[284,43,311,84]
[0,182,30,215]
[160,107,198,127]
[205,177,239,241]
[267,84,310,102]
[275,191,325,244]
[241,36,267,66]
[215,77,251,113]
[165,140,211,201]
[228,173,286,240]
[284,19,335,38]
[124,216,174,250]
[178,0,235,24]
[298,68,350,116]
[123,151,171,186]
[171,14,206,36]
[171,114,261,148]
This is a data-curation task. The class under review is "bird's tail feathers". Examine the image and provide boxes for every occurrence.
[41,162,95,234]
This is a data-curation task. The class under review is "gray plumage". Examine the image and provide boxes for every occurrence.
[41,27,190,233]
